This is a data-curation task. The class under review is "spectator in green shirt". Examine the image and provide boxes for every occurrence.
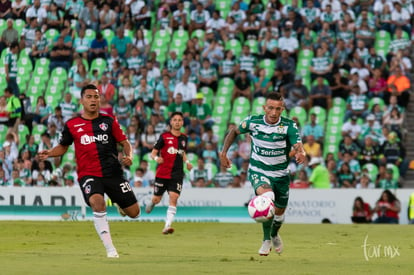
[190,93,214,130]
[308,157,331,189]
[168,93,190,126]
[4,87,21,133]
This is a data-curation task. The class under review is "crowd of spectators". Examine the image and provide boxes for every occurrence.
[0,0,412,189]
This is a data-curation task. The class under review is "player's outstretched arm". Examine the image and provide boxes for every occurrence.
[119,139,133,166]
[183,152,193,171]
[219,127,240,168]
[150,148,163,163]
[38,144,69,161]
[293,143,306,164]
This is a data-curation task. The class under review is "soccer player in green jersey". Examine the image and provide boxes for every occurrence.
[219,92,306,256]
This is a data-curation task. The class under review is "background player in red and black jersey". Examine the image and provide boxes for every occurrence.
[145,112,193,234]
[38,84,140,258]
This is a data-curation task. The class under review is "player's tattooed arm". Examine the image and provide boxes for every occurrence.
[219,127,240,168]
[293,143,306,164]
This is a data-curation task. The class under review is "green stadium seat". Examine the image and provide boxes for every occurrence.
[153,29,171,43]
[186,153,199,166]
[251,97,266,115]
[61,145,75,166]
[245,39,259,54]
[34,57,51,71]
[289,106,307,127]
[13,19,25,35]
[0,18,6,34]
[129,154,140,174]
[172,29,189,42]
[32,124,47,144]
[85,28,96,40]
[143,29,152,44]
[211,123,227,145]
[298,49,314,60]
[225,39,242,57]
[50,67,68,86]
[308,106,327,126]
[102,29,115,51]
[142,153,158,173]
[259,59,275,78]
[45,84,64,108]
[216,0,232,18]
[90,58,107,77]
[17,124,30,149]
[0,124,8,144]
[332,97,346,110]
[230,97,251,124]
[212,104,231,126]
[200,86,214,107]
[44,28,60,44]
[218,77,235,90]
[368,97,385,110]
[362,163,379,183]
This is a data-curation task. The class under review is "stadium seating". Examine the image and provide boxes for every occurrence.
[0,0,409,188]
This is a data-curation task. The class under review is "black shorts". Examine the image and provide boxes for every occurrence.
[79,176,137,209]
[154,177,183,196]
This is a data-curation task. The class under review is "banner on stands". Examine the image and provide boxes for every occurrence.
[0,187,412,224]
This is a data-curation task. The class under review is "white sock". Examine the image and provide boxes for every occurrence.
[165,206,177,228]
[93,211,115,252]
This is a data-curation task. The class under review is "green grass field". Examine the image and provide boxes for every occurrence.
[0,221,412,275]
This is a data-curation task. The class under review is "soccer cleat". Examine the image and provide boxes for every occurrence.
[107,249,119,258]
[271,234,283,254]
[162,227,174,235]
[145,202,155,214]
[114,203,126,217]
[258,240,272,256]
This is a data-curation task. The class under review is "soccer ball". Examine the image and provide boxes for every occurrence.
[248,195,275,223]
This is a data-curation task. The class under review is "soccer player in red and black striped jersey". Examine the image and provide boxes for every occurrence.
[38,84,140,258]
[145,111,193,234]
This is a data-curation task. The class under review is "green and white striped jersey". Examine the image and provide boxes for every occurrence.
[4,52,18,78]
[239,115,301,177]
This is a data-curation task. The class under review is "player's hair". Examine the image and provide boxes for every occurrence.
[81,84,99,98]
[170,111,184,120]
[266,92,284,102]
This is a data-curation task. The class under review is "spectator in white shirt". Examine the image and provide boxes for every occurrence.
[173,70,197,105]
[391,1,411,34]
[25,0,47,25]
[277,25,299,56]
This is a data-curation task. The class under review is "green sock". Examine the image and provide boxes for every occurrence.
[262,219,272,241]
[270,219,283,238]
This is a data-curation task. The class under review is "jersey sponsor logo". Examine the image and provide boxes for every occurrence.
[99,123,108,131]
[168,140,173,144]
[80,134,109,145]
[167,146,184,155]
[77,128,84,133]
[252,145,284,156]
[74,123,86,127]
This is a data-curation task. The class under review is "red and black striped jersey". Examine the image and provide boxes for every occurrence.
[60,113,127,179]
[154,131,188,180]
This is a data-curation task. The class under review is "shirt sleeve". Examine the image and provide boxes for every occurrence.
[111,116,127,142]
[153,133,165,150]
[238,116,251,134]
[59,123,74,146]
